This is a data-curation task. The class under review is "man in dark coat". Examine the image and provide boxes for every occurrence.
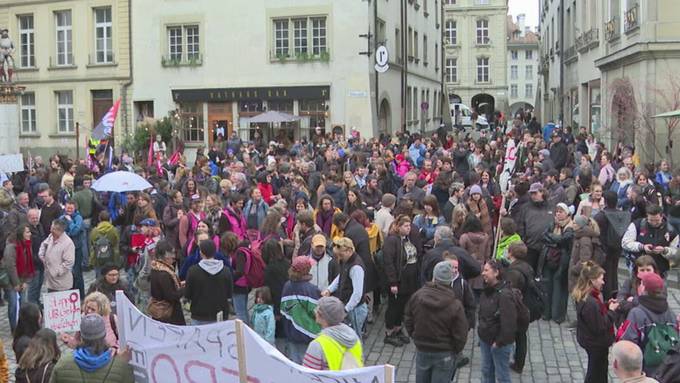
[421,226,480,285]
[333,212,376,295]
[549,132,569,170]
[503,242,533,374]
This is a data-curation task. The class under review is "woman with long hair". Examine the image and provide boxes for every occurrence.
[150,240,186,325]
[61,292,120,351]
[263,239,290,344]
[16,328,60,383]
[540,203,575,324]
[313,195,341,239]
[572,261,618,383]
[412,194,445,244]
[466,185,493,238]
[344,189,365,216]
[132,193,158,226]
[3,224,35,331]
[459,215,491,299]
[223,232,250,324]
[450,204,468,240]
[205,193,229,235]
[260,210,285,240]
[13,302,42,364]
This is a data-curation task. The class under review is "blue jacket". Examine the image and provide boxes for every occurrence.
[243,199,268,230]
[60,211,84,248]
[251,304,276,344]
[179,247,230,281]
[281,279,321,344]
[412,214,446,241]
[108,192,127,222]
[610,180,632,209]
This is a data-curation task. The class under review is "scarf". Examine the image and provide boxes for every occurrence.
[590,289,608,316]
[73,347,112,373]
[15,240,34,279]
[151,259,180,289]
[553,218,572,234]
[316,209,334,236]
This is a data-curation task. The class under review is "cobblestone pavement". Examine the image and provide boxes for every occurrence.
[1,267,679,382]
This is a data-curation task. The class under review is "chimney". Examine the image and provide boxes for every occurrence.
[517,14,526,36]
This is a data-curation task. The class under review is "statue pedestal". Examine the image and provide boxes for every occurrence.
[0,84,24,155]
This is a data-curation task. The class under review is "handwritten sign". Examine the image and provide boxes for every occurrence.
[0,154,24,173]
[116,291,395,383]
[44,289,81,333]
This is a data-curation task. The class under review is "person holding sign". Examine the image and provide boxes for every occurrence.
[51,314,133,382]
[39,219,75,293]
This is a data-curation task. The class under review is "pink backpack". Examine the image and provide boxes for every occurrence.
[234,246,265,288]
[223,207,246,240]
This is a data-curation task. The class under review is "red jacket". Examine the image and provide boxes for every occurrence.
[257,182,274,205]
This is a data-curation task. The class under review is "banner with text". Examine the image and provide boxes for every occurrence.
[0,154,24,173]
[43,289,81,333]
[115,291,394,383]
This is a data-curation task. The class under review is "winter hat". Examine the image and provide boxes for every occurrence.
[539,149,551,157]
[469,185,483,195]
[291,256,314,275]
[555,203,571,216]
[80,314,107,341]
[574,215,589,228]
[316,296,346,326]
[433,261,454,284]
[640,272,664,294]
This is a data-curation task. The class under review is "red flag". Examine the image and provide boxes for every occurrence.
[91,98,121,140]
[147,135,154,167]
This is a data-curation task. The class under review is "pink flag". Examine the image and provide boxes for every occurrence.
[91,98,121,140]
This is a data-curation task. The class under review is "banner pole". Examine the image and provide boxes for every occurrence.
[493,194,506,258]
[384,364,395,383]
[235,319,248,383]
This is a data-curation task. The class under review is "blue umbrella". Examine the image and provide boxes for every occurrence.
[92,171,152,193]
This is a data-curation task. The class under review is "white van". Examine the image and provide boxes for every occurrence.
[450,103,489,129]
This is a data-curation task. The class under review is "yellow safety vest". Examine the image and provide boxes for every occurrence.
[315,334,364,371]
[88,138,100,155]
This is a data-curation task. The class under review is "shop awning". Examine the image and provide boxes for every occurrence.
[248,111,301,123]
[653,109,680,118]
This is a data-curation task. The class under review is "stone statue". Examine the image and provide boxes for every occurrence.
[0,29,15,83]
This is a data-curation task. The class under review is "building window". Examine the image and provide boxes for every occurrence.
[510,65,518,80]
[526,49,533,59]
[511,84,518,98]
[477,57,489,82]
[395,28,402,62]
[18,15,34,68]
[55,10,72,66]
[525,84,533,98]
[511,50,518,60]
[476,19,489,44]
[167,27,182,61]
[300,99,326,129]
[477,0,489,4]
[408,27,413,58]
[445,58,457,82]
[94,7,113,63]
[312,17,327,55]
[423,35,427,64]
[181,103,204,142]
[56,90,74,133]
[414,31,419,61]
[376,19,386,44]
[166,25,200,63]
[20,92,36,133]
[445,20,456,45]
[444,0,456,4]
[293,19,308,55]
[435,43,438,70]
[274,19,289,57]
[406,87,412,120]
[185,25,199,60]
[525,65,533,80]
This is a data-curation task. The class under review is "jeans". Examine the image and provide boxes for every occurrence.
[480,340,513,383]
[385,293,410,330]
[28,269,44,306]
[81,219,91,268]
[346,303,368,338]
[542,263,568,322]
[286,341,308,364]
[191,319,216,326]
[415,350,456,383]
[5,288,26,331]
[585,347,609,383]
[72,246,85,299]
[233,293,249,325]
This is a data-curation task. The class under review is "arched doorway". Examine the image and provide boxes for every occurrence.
[509,102,534,119]
[610,78,636,146]
[471,93,495,117]
[378,98,391,134]
[449,94,462,104]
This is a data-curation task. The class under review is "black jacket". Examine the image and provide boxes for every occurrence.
[550,141,569,170]
[576,292,615,350]
[420,239,481,284]
[264,258,290,315]
[343,219,377,293]
[184,262,233,322]
[517,199,553,251]
[477,281,517,347]
[404,282,469,353]
[505,260,534,294]
[150,268,186,325]
[383,229,423,295]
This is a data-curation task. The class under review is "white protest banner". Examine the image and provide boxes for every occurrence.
[115,291,395,383]
[0,154,24,173]
[43,289,81,333]
[499,138,517,193]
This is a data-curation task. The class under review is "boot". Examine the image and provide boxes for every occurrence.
[383,331,403,347]
[0,68,5,82]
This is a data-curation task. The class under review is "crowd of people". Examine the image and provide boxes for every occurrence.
[0,118,677,382]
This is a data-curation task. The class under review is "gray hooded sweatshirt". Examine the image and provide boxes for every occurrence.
[302,323,360,370]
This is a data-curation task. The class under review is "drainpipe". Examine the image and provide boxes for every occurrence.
[558,0,564,125]
[401,0,406,132]
[121,0,133,143]
[374,0,379,131]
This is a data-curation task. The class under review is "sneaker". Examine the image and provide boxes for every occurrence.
[383,333,403,347]
[509,363,523,374]
[396,330,410,344]
[455,356,470,368]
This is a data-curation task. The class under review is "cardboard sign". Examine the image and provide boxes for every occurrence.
[0,154,24,173]
[43,289,81,333]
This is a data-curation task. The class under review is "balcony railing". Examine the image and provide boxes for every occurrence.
[475,38,491,46]
[605,17,620,41]
[564,45,577,63]
[576,28,599,52]
[625,4,639,33]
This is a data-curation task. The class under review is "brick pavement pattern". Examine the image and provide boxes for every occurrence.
[1,268,679,382]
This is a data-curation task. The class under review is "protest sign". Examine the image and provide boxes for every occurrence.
[43,289,81,333]
[0,154,24,173]
[116,291,395,383]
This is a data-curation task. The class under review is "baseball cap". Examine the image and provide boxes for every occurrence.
[528,182,543,193]
[640,272,664,294]
[311,234,327,248]
[139,218,157,226]
[333,237,355,252]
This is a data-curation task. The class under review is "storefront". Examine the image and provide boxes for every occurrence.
[171,85,330,146]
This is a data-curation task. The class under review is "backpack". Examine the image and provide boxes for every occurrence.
[654,343,680,383]
[603,210,631,250]
[642,314,679,368]
[505,287,530,333]
[515,267,547,323]
[236,246,265,288]
[93,235,114,266]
